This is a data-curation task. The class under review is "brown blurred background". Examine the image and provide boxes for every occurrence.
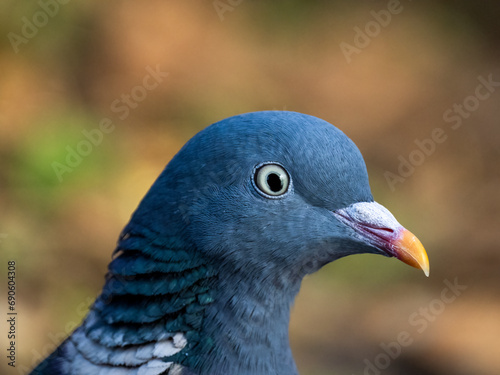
[1,1,499,374]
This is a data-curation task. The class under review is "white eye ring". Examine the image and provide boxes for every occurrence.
[254,164,290,197]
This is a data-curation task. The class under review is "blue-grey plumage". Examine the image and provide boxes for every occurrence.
[30,111,428,375]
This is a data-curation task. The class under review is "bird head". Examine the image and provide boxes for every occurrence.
[129,111,428,282]
[31,111,429,375]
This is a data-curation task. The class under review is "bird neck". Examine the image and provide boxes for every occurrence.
[196,269,302,375]
[91,226,303,375]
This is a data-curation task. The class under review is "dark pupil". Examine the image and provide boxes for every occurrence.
[267,173,283,192]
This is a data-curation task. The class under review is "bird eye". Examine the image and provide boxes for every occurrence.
[254,164,290,197]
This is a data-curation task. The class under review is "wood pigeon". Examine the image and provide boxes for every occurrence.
[30,111,429,375]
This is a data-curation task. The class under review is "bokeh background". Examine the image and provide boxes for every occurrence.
[1,1,500,374]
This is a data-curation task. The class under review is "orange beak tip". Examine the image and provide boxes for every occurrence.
[395,228,430,277]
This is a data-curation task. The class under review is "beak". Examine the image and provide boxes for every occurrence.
[333,202,429,277]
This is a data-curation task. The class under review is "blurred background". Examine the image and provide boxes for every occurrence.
[1,1,499,374]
